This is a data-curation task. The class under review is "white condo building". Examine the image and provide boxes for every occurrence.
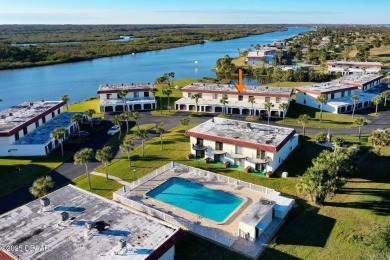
[98,83,156,113]
[0,101,79,156]
[327,61,383,74]
[185,117,298,173]
[295,74,384,114]
[175,83,293,118]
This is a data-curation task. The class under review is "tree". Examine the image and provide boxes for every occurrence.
[120,138,135,168]
[130,111,140,127]
[168,72,175,88]
[220,94,228,114]
[154,123,166,150]
[74,148,94,189]
[134,128,148,158]
[354,117,368,142]
[150,87,158,110]
[118,89,128,111]
[248,96,256,119]
[264,102,273,125]
[272,68,283,87]
[368,130,390,150]
[351,95,359,118]
[333,137,345,154]
[381,90,389,106]
[51,127,67,156]
[298,114,311,136]
[71,113,83,139]
[61,94,70,111]
[371,96,382,115]
[120,111,132,134]
[315,94,328,123]
[155,76,165,115]
[279,103,288,121]
[112,115,122,139]
[180,117,190,126]
[29,176,54,198]
[85,109,96,128]
[95,146,113,180]
[163,89,173,111]
[297,149,354,205]
[191,93,202,114]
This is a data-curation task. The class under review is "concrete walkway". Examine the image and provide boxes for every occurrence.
[90,171,131,186]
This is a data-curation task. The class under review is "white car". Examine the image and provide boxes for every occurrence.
[107,125,120,135]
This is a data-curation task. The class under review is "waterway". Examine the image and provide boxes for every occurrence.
[0,27,310,110]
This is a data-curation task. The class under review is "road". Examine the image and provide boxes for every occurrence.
[0,108,388,214]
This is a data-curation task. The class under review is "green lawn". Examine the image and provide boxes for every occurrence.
[72,174,123,199]
[68,97,104,117]
[0,151,72,197]
[105,123,156,148]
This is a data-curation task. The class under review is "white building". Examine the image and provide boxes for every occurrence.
[327,61,383,74]
[0,101,79,156]
[175,83,293,118]
[98,83,156,113]
[246,48,276,65]
[0,185,182,260]
[295,74,384,114]
[185,117,298,173]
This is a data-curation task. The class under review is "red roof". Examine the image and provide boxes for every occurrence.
[0,250,16,260]
[294,86,357,95]
[180,89,292,98]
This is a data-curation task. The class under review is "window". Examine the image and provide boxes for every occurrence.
[188,93,192,98]
[23,128,27,135]
[196,138,203,146]
[235,145,243,154]
[341,91,345,97]
[107,94,112,99]
[276,97,281,103]
[304,100,306,104]
[331,93,335,99]
[134,92,139,98]
[42,116,46,124]
[212,94,218,99]
[15,132,19,141]
[215,142,223,150]
[348,90,351,96]
[238,95,243,101]
[35,121,39,128]
[256,149,266,159]
[144,92,149,97]
[265,97,271,102]
[303,92,306,95]
[57,109,60,115]
[51,112,55,118]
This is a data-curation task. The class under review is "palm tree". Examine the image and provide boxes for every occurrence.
[120,138,135,168]
[61,94,70,111]
[51,127,67,156]
[354,117,368,142]
[74,148,94,189]
[315,94,328,123]
[163,89,173,111]
[112,115,122,139]
[219,94,228,115]
[368,130,390,150]
[118,89,128,111]
[95,146,113,180]
[279,103,288,121]
[191,93,202,114]
[381,90,389,106]
[351,95,359,118]
[180,117,190,126]
[371,96,382,115]
[71,113,83,139]
[248,96,256,119]
[333,137,345,155]
[155,76,165,115]
[150,87,158,110]
[168,72,175,88]
[134,128,148,158]
[264,102,273,125]
[85,109,96,128]
[154,123,166,150]
[130,111,140,127]
[298,114,311,136]
[120,111,132,134]
[29,176,54,198]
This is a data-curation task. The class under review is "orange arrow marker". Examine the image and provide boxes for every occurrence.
[235,69,246,93]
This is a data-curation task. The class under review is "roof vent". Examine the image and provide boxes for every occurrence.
[246,122,251,128]
[1,114,6,119]
[265,139,273,144]
[119,239,127,249]
[85,221,94,230]
[30,102,34,107]
[61,212,69,221]
[40,197,50,207]
[9,113,13,117]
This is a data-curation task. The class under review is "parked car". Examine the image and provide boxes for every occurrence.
[69,131,90,138]
[107,125,120,135]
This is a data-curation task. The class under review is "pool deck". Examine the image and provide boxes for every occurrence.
[123,166,284,258]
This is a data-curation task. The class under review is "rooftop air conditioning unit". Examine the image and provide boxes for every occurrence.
[9,113,13,116]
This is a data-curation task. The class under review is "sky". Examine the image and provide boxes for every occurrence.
[0,0,389,24]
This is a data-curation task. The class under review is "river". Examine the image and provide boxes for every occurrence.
[0,27,310,110]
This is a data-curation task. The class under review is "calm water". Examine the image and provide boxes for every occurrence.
[0,27,309,110]
[147,177,243,222]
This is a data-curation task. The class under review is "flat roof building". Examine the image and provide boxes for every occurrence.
[327,61,383,74]
[185,117,298,173]
[97,83,156,113]
[0,185,182,260]
[175,83,293,118]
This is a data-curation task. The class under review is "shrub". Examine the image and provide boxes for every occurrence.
[316,132,327,143]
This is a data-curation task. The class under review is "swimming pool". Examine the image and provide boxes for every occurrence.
[146,177,243,222]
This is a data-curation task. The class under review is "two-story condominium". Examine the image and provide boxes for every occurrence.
[0,101,79,156]
[97,83,156,113]
[327,61,383,74]
[185,117,298,173]
[175,83,293,118]
[245,48,276,65]
[295,74,384,114]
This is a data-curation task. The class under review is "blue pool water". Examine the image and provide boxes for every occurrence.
[147,177,243,222]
